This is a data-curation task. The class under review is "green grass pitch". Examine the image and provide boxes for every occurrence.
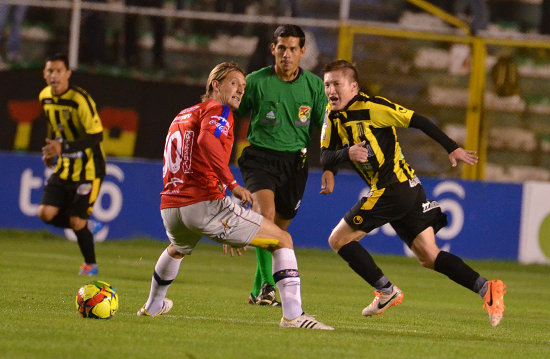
[1,229,549,358]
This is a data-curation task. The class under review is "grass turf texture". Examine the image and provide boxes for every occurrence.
[1,229,549,359]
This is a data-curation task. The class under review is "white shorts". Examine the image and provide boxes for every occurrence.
[160,196,263,255]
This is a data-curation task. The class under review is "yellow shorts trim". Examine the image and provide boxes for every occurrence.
[360,188,385,210]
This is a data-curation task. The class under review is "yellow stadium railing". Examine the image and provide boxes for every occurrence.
[337,0,550,180]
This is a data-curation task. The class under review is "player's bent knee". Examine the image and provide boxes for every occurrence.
[37,206,55,222]
[38,211,51,222]
[328,234,347,251]
[414,251,437,269]
[69,216,87,231]
[417,256,436,269]
[277,231,293,249]
[167,244,185,259]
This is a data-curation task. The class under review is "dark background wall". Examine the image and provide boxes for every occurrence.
[0,69,323,166]
[0,69,203,160]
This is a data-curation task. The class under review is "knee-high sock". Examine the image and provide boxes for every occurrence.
[434,251,486,294]
[251,265,262,298]
[145,248,183,315]
[74,227,95,264]
[338,241,391,291]
[272,248,302,320]
[252,248,274,297]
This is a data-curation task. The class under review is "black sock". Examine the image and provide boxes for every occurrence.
[434,251,484,293]
[338,241,386,288]
[46,213,70,228]
[74,227,96,264]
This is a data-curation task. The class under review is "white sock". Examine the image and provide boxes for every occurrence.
[145,248,182,315]
[272,248,302,320]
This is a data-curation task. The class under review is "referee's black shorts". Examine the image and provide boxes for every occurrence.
[344,177,447,247]
[40,173,103,219]
[238,145,307,220]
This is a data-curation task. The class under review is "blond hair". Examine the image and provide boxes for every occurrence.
[201,62,246,101]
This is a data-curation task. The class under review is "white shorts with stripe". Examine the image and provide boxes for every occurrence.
[160,196,263,255]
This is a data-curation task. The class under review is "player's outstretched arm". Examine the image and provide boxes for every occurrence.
[448,148,479,167]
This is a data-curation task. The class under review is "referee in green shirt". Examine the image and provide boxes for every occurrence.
[235,25,328,306]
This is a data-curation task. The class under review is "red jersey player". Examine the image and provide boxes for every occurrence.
[160,96,240,207]
[137,62,332,330]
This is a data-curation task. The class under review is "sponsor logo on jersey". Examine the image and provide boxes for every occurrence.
[61,151,84,159]
[408,176,421,187]
[62,109,71,120]
[266,111,276,120]
[173,112,192,125]
[180,105,200,114]
[365,143,375,157]
[321,121,328,141]
[212,105,231,138]
[353,215,363,225]
[298,106,311,123]
[422,200,440,213]
[294,199,301,211]
[76,183,93,196]
[177,113,192,120]
[398,106,408,113]
[183,130,194,173]
[210,116,230,137]
[166,177,184,187]
[321,111,330,140]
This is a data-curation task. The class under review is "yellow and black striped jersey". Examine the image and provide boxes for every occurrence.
[321,92,416,190]
[39,85,105,181]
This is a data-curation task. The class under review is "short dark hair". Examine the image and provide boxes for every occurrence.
[324,59,359,83]
[46,53,69,69]
[272,24,305,48]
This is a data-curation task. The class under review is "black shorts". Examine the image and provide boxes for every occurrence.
[40,174,103,219]
[238,145,308,220]
[344,177,447,247]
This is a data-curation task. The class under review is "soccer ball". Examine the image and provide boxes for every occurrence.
[76,280,119,319]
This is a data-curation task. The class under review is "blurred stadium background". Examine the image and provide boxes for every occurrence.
[1,0,550,182]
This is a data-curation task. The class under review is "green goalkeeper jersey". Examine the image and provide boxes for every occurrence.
[235,66,327,152]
